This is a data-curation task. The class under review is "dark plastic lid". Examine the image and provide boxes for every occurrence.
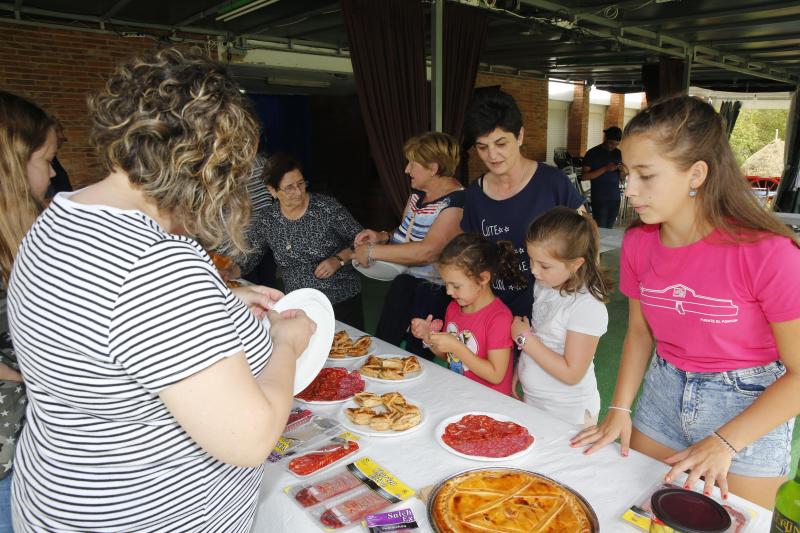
[650,488,732,533]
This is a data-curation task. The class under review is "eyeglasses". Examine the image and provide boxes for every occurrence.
[278,180,308,194]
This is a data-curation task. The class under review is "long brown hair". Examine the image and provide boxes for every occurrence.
[437,233,527,288]
[526,207,613,302]
[0,90,55,284]
[88,47,259,256]
[624,94,798,246]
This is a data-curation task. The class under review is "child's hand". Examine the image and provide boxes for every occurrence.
[428,331,460,353]
[511,368,521,400]
[511,316,532,339]
[410,314,434,342]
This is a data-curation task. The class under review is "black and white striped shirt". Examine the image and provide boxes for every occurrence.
[8,193,271,532]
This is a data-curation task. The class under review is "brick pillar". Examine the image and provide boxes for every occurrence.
[567,83,589,157]
[604,93,624,130]
[467,72,548,180]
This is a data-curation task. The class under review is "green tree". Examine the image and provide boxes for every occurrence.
[729,108,788,166]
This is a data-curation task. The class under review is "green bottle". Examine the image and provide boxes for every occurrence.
[771,462,800,532]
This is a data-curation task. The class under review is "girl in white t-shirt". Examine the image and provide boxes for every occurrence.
[511,207,612,426]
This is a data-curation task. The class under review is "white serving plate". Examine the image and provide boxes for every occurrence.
[265,288,335,395]
[357,354,425,383]
[354,260,408,282]
[435,411,535,462]
[337,396,426,438]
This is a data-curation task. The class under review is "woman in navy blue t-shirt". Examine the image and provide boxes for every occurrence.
[461,90,585,317]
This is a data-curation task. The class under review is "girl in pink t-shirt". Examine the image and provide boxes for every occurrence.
[410,233,522,395]
[571,95,800,509]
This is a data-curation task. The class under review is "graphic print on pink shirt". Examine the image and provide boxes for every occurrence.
[442,298,514,395]
[445,321,478,375]
[620,224,800,372]
[639,284,739,320]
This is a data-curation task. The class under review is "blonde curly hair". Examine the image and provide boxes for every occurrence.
[87,47,259,255]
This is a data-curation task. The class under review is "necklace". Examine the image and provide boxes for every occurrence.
[280,195,309,252]
[285,219,299,251]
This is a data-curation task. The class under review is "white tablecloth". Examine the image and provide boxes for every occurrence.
[251,322,771,532]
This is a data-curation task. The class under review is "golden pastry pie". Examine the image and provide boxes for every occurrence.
[431,469,593,533]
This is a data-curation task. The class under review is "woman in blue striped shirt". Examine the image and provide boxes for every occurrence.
[354,132,465,358]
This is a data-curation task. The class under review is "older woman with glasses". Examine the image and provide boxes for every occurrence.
[263,153,365,328]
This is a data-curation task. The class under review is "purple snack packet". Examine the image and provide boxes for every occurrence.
[364,508,418,532]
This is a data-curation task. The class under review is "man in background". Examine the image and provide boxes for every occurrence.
[581,126,623,229]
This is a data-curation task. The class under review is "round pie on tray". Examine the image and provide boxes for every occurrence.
[429,468,597,533]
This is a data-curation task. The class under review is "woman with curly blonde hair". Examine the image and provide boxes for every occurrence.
[8,48,315,532]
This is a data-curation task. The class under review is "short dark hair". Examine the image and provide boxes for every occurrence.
[603,126,622,141]
[463,90,523,144]
[264,153,303,189]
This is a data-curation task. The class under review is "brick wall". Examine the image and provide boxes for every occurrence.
[567,83,589,157]
[604,93,625,130]
[467,72,548,180]
[0,23,181,188]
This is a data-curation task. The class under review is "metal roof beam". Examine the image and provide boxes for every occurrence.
[234,3,340,39]
[102,0,133,20]
[0,2,227,36]
[701,33,800,46]
[662,15,798,35]
[625,1,800,27]
[516,0,796,84]
[174,1,236,29]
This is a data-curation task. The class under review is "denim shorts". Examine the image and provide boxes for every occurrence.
[633,354,793,477]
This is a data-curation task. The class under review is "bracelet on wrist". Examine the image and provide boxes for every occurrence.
[607,406,632,414]
[366,243,375,267]
[333,254,345,267]
[712,431,738,455]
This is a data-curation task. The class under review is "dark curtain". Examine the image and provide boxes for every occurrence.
[775,90,800,213]
[341,0,429,217]
[642,58,686,103]
[443,3,488,141]
[719,100,742,138]
[247,94,314,176]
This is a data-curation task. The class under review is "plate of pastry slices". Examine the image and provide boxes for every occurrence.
[338,392,425,437]
[357,354,424,383]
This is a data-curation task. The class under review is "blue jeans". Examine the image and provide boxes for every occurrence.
[0,474,11,533]
[590,197,620,229]
[634,354,792,477]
